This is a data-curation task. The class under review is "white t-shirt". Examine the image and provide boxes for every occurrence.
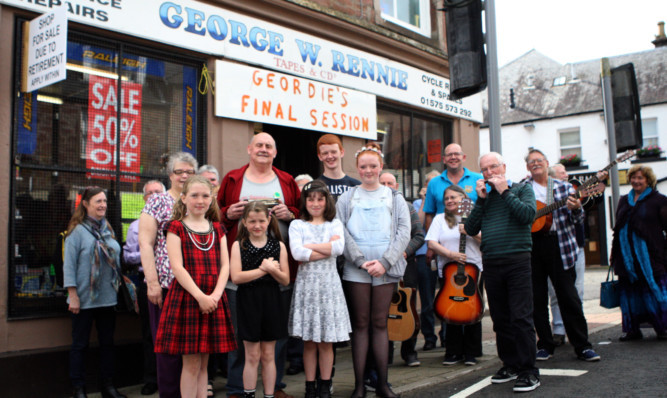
[531,180,547,203]
[424,213,482,277]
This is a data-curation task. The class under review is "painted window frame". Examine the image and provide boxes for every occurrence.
[379,0,432,37]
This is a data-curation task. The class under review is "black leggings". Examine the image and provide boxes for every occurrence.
[344,281,395,397]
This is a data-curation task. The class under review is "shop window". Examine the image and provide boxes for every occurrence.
[559,128,582,159]
[10,29,205,319]
[376,106,451,199]
[379,0,431,36]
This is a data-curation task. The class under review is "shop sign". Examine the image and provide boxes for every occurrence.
[2,0,482,123]
[17,91,38,155]
[182,66,198,155]
[86,75,142,182]
[68,42,166,77]
[215,61,377,140]
[21,6,67,92]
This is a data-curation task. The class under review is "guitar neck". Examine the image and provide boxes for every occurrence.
[535,197,570,218]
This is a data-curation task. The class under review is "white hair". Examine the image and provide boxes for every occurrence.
[198,165,220,181]
[479,152,504,166]
[294,174,313,183]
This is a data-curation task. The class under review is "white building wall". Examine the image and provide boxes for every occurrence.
[480,102,667,262]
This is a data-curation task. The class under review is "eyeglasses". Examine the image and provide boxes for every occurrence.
[526,158,546,166]
[172,169,196,176]
[480,164,502,173]
[444,152,463,158]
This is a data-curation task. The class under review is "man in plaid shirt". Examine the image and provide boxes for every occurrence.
[524,149,600,363]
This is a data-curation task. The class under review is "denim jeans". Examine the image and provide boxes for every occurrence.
[415,255,438,344]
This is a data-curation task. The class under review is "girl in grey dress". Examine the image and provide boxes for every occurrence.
[289,180,351,398]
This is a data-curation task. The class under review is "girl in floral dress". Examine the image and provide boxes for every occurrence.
[288,180,351,398]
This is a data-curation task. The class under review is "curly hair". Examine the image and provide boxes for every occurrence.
[627,165,657,189]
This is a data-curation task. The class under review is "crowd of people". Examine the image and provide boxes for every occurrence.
[61,133,666,398]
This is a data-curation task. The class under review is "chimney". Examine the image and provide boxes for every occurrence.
[653,21,667,48]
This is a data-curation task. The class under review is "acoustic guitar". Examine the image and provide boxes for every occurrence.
[433,199,485,325]
[531,150,635,233]
[387,280,420,342]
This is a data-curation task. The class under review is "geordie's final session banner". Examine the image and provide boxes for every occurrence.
[215,60,377,140]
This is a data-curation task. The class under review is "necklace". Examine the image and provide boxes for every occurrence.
[182,221,215,252]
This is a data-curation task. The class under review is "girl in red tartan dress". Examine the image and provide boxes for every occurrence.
[155,176,236,398]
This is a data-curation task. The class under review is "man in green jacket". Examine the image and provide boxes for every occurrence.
[464,152,540,393]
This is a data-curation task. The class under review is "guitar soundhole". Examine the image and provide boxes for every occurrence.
[395,290,408,312]
[463,276,476,297]
[454,274,467,286]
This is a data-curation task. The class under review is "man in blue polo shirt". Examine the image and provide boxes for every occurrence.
[423,143,483,231]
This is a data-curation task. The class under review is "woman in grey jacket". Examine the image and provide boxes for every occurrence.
[64,186,125,398]
[336,143,410,398]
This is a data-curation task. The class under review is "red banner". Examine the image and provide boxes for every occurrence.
[86,75,142,182]
[427,139,442,163]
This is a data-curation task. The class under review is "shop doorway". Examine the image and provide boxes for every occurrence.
[263,124,323,179]
[582,189,608,266]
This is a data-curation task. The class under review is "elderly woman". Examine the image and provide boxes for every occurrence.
[611,165,667,341]
[139,152,198,397]
[336,143,410,398]
[64,187,126,398]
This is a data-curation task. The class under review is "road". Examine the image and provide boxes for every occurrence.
[403,266,666,398]
[403,323,666,398]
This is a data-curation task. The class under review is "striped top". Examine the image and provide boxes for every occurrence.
[464,183,536,260]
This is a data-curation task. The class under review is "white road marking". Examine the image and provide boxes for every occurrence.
[540,368,588,376]
[449,369,588,398]
[449,377,492,398]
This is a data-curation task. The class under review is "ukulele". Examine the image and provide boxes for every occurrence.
[433,199,485,325]
[531,150,635,233]
[387,280,420,342]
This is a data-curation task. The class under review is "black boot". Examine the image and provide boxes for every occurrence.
[100,384,127,398]
[243,391,256,398]
[305,380,317,398]
[72,386,87,398]
[317,379,332,398]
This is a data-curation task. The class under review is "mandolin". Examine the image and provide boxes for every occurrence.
[387,280,420,342]
[531,150,634,233]
[433,199,485,325]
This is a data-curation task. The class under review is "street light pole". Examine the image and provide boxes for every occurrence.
[484,0,502,154]
[601,58,621,222]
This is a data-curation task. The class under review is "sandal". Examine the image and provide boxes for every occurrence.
[207,381,214,397]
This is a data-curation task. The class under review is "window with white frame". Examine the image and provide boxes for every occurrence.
[641,118,658,147]
[380,0,431,36]
[559,128,582,158]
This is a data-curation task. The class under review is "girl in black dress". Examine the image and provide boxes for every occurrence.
[230,202,290,398]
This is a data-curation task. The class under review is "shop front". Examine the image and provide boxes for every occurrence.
[0,0,481,395]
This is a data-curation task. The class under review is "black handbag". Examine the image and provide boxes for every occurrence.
[600,266,620,309]
[116,274,139,314]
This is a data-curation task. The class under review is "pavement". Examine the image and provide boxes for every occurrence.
[104,266,621,398]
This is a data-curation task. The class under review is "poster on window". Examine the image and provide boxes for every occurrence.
[86,75,142,182]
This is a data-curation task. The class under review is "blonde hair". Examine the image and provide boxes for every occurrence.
[171,175,221,222]
[627,165,657,189]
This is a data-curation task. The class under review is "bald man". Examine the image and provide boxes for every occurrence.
[423,144,483,232]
